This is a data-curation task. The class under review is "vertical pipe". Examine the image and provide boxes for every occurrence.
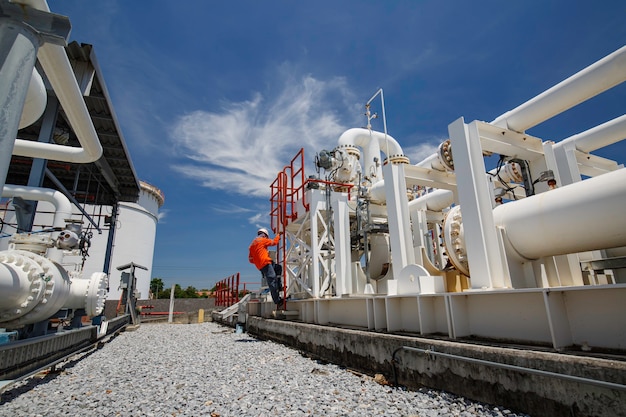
[102,203,118,276]
[0,18,41,192]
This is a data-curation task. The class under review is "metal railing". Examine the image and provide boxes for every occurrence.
[215,273,240,307]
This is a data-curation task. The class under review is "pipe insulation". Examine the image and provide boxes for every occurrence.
[12,0,103,164]
[492,168,626,260]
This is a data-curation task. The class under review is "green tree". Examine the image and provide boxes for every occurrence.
[183,286,200,298]
[153,283,207,299]
[150,278,164,298]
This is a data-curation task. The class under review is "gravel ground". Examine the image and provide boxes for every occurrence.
[0,321,530,417]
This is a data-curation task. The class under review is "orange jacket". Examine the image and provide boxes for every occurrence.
[248,233,280,270]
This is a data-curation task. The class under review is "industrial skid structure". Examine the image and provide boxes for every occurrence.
[259,46,626,353]
[0,0,138,368]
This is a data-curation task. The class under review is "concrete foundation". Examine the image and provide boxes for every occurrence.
[214,312,626,417]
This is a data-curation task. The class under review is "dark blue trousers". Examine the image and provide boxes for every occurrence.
[261,263,282,304]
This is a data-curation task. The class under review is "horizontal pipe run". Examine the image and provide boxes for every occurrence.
[492,45,626,133]
[492,167,626,260]
[1,184,71,229]
[554,113,626,154]
[391,345,626,392]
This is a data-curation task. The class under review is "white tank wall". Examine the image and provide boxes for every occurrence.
[82,182,162,301]
[106,201,159,300]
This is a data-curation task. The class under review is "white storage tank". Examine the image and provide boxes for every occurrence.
[103,181,164,301]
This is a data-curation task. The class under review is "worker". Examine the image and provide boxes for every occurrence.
[249,228,283,307]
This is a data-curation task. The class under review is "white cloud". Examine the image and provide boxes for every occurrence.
[157,208,169,223]
[248,212,264,225]
[169,72,359,198]
[403,141,440,164]
[210,203,255,214]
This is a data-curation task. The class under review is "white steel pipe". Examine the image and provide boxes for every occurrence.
[338,128,404,181]
[413,46,626,172]
[12,0,103,164]
[415,152,448,171]
[492,46,626,133]
[408,189,454,212]
[1,184,72,229]
[493,168,626,260]
[554,114,626,154]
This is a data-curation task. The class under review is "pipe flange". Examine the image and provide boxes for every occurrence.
[384,154,410,165]
[0,250,47,322]
[85,272,109,316]
[335,144,361,159]
[442,206,470,276]
[437,140,454,171]
[501,161,524,183]
[0,250,69,328]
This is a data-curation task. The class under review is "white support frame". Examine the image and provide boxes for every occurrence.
[382,162,415,279]
[448,118,508,289]
[331,192,352,296]
[272,283,626,350]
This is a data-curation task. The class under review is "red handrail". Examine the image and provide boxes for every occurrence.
[267,149,355,304]
[269,148,308,303]
[215,272,240,307]
[270,148,307,233]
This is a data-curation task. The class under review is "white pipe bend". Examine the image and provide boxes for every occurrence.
[1,184,72,229]
[12,0,103,164]
[338,128,404,181]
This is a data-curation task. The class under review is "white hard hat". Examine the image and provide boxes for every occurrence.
[257,228,269,236]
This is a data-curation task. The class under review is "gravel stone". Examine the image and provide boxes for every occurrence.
[0,321,531,416]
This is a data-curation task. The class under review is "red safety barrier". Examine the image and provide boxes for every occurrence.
[215,272,240,307]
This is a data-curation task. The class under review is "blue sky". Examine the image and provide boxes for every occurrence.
[49,1,626,290]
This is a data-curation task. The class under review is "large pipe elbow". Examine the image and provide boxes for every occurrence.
[2,185,72,229]
[337,128,404,181]
[338,128,404,156]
